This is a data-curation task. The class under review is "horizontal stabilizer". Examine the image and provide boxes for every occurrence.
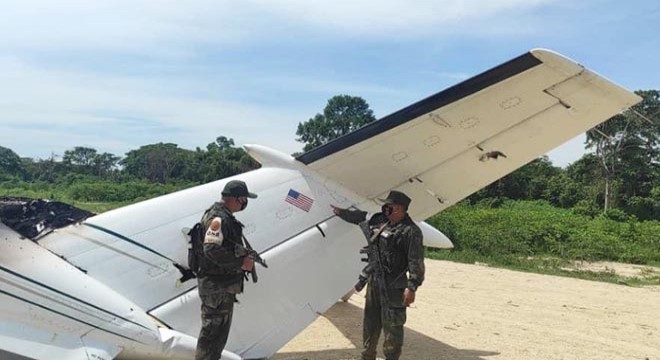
[419,221,453,249]
[296,49,641,221]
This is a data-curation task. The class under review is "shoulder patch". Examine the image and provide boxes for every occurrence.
[205,217,224,244]
[210,218,221,231]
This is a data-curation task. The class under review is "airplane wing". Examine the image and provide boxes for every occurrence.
[296,49,642,220]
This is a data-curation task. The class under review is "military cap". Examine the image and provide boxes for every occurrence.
[221,180,258,198]
[379,190,411,208]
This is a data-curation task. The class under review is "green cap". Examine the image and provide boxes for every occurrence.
[379,190,411,208]
[221,180,257,198]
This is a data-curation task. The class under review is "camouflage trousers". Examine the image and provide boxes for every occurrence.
[195,291,236,360]
[361,279,407,360]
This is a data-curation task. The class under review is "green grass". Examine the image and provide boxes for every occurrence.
[71,201,133,213]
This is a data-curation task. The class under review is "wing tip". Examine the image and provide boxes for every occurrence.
[529,48,585,76]
[244,144,301,170]
[530,48,642,105]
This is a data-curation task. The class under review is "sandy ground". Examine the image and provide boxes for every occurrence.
[273,259,660,360]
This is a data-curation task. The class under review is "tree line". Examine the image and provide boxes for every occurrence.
[0,136,258,185]
[0,136,259,206]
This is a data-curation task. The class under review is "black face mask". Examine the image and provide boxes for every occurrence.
[239,198,248,211]
[382,204,394,216]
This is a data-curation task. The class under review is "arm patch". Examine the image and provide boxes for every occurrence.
[204,217,224,244]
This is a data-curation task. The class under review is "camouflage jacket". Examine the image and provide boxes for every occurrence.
[198,202,245,294]
[338,209,425,291]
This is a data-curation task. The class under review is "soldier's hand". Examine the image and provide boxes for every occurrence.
[330,204,343,216]
[403,288,416,306]
[241,255,255,272]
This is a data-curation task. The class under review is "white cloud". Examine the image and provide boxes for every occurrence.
[0,57,304,158]
[250,0,557,38]
[254,75,415,98]
[0,0,559,57]
[0,0,253,57]
[425,71,471,81]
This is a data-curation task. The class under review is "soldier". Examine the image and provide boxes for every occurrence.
[332,190,425,360]
[195,180,257,360]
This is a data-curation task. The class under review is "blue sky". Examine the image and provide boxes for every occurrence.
[0,0,658,167]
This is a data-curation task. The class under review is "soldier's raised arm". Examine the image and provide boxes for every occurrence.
[331,205,368,225]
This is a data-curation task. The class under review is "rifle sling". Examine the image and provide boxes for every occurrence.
[241,234,254,251]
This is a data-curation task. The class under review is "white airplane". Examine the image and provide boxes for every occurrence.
[0,49,641,360]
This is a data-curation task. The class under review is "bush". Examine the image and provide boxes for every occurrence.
[572,200,600,218]
[428,200,660,265]
[601,208,635,222]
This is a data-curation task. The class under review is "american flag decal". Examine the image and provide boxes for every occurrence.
[285,189,314,212]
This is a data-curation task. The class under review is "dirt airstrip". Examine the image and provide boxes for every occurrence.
[274,259,660,360]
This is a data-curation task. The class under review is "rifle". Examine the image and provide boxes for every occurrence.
[234,235,268,283]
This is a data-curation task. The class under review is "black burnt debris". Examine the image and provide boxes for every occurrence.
[0,197,94,240]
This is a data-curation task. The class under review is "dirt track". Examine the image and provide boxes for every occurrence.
[274,259,660,360]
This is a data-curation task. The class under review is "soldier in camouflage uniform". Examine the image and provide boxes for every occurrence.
[195,180,257,360]
[332,191,425,360]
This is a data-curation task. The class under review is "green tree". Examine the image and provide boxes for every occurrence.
[215,136,235,150]
[186,136,259,183]
[0,146,25,179]
[32,152,64,182]
[586,90,660,213]
[92,152,121,178]
[120,143,191,183]
[565,153,604,207]
[296,95,376,152]
[471,156,561,202]
[543,172,583,208]
[62,146,120,178]
[63,146,98,167]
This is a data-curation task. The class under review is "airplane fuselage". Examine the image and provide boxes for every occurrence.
[0,151,451,360]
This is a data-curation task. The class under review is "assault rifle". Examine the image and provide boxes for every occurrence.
[234,235,268,283]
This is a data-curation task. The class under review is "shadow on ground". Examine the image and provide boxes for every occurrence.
[273,301,499,360]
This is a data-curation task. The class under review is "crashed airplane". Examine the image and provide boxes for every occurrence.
[0,49,641,359]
